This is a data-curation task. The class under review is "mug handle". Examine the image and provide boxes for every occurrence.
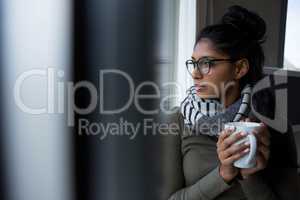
[247,134,257,164]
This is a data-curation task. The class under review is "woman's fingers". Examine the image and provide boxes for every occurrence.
[218,128,234,142]
[240,117,251,122]
[222,148,250,165]
[253,123,270,147]
[239,120,270,147]
[217,128,235,147]
[217,127,253,166]
[255,152,268,170]
[254,131,270,147]
[220,140,250,159]
[245,118,251,122]
[257,141,270,161]
[218,131,247,152]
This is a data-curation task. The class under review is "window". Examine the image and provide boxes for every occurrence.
[284,0,300,70]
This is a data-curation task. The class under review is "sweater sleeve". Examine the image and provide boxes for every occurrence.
[238,172,279,200]
[168,166,233,200]
[166,108,234,200]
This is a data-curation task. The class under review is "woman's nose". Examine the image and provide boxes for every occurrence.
[191,68,203,80]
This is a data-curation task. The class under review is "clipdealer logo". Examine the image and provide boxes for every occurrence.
[13,67,289,136]
[13,68,185,127]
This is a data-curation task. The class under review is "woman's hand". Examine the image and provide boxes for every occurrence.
[239,120,271,179]
[217,128,250,183]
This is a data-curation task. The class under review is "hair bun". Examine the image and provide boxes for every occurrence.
[221,5,266,43]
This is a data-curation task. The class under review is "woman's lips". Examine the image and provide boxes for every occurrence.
[194,84,207,92]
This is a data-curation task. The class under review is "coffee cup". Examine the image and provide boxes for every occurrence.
[224,122,261,168]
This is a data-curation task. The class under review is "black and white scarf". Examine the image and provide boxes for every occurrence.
[180,84,252,136]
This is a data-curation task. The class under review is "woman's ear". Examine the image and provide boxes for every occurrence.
[234,59,249,80]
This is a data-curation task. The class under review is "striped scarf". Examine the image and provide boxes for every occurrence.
[180,84,252,136]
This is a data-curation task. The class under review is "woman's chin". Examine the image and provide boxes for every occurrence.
[196,92,218,99]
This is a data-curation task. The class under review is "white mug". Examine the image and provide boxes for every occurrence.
[224,122,261,168]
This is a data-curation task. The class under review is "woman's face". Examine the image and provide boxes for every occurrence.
[191,39,238,99]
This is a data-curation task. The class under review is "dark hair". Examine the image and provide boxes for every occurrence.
[195,5,267,89]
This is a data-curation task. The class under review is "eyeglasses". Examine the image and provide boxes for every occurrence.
[185,57,236,75]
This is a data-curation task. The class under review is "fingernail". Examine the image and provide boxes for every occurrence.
[244,148,249,153]
[240,131,247,136]
[244,141,250,146]
[226,128,233,133]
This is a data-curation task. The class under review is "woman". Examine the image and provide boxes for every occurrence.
[167,5,300,200]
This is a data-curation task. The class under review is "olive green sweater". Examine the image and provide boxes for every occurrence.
[165,108,300,200]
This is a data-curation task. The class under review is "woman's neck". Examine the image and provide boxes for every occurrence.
[224,85,241,108]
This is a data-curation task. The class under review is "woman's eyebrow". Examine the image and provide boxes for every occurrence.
[191,56,211,61]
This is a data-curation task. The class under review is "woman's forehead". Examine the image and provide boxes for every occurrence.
[192,39,226,60]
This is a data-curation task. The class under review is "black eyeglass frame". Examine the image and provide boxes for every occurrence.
[185,58,237,75]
